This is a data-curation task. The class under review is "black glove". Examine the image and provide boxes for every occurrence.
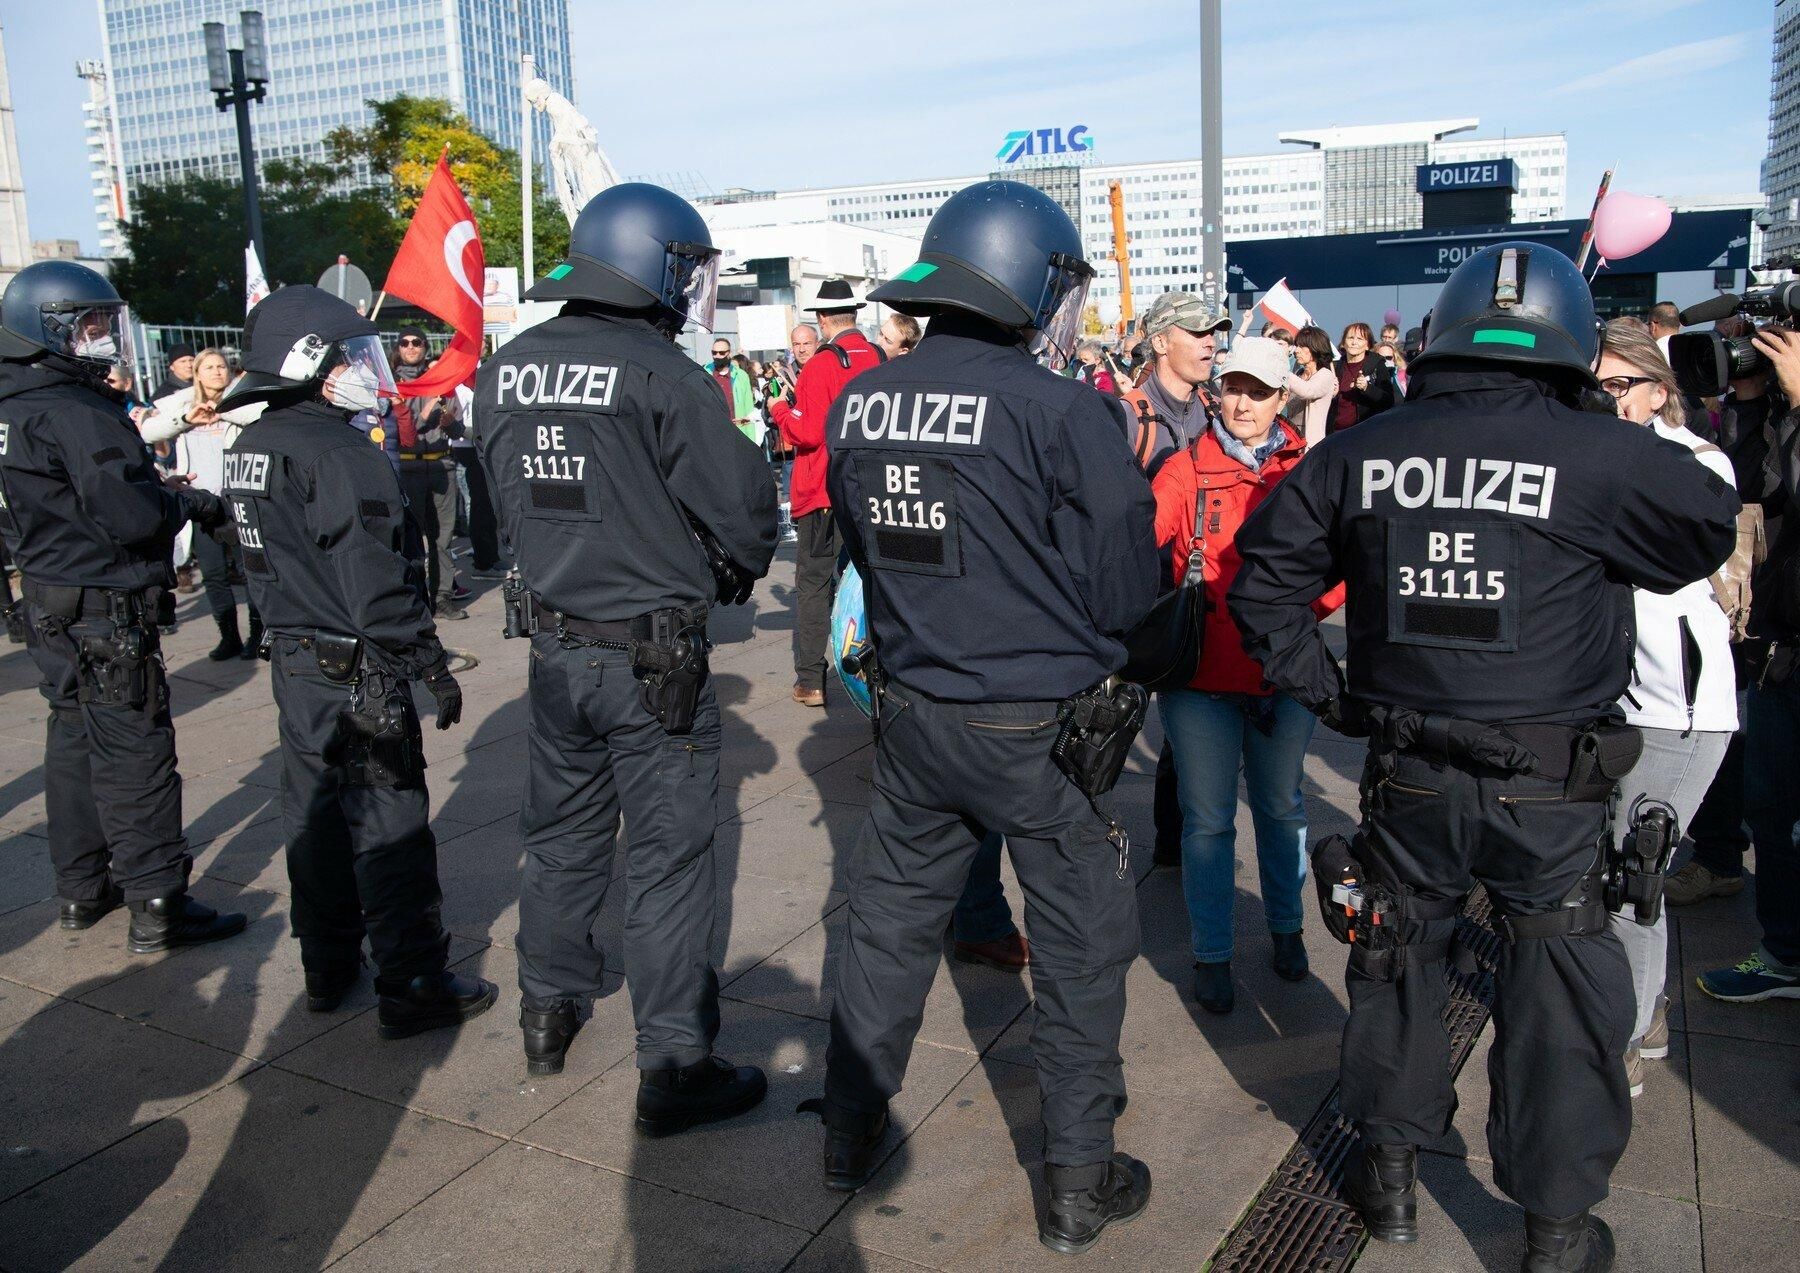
[182,488,229,532]
[690,519,757,605]
[1318,694,1371,739]
[422,662,463,730]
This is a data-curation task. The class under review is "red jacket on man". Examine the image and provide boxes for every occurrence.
[1151,417,1345,695]
[769,329,882,518]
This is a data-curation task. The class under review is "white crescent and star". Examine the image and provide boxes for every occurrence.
[443,219,483,309]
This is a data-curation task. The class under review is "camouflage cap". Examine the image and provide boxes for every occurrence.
[1142,291,1231,338]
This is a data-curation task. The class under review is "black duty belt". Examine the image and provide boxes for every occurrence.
[21,578,158,622]
[533,594,706,648]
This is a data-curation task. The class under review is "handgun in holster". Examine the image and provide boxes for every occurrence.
[842,643,885,738]
[632,609,707,735]
[502,574,538,639]
[1606,798,1679,925]
[1050,681,1148,801]
[77,590,152,708]
[316,633,422,787]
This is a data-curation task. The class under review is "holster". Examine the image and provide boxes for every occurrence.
[1310,832,1462,982]
[1563,722,1642,803]
[74,591,154,709]
[1050,681,1148,801]
[337,694,423,788]
[1606,799,1679,926]
[631,609,707,735]
[502,575,539,639]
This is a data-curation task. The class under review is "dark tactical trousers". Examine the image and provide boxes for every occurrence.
[516,634,723,1070]
[792,509,839,691]
[25,606,190,901]
[399,458,460,607]
[270,638,450,981]
[1343,747,1633,1218]
[826,683,1140,1167]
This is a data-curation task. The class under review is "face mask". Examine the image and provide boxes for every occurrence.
[713,357,730,370]
[324,363,382,414]
[74,332,118,362]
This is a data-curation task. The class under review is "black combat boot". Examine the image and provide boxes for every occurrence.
[240,609,264,660]
[820,1105,889,1191]
[375,971,498,1040]
[521,1000,583,1076]
[208,610,244,661]
[1345,1140,1418,1243]
[304,958,365,1012]
[127,894,248,954]
[635,1056,767,1138]
[1040,1153,1153,1255]
[1523,1212,1616,1272]
[60,883,124,930]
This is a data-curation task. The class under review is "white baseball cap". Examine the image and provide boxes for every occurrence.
[1214,336,1290,389]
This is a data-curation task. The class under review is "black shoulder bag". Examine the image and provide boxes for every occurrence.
[1119,484,1206,692]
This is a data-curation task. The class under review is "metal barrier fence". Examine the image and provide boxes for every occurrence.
[132,323,450,395]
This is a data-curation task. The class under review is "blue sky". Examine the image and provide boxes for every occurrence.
[3,0,1774,254]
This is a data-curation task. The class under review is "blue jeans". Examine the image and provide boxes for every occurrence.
[952,830,1016,944]
[1161,690,1314,962]
[1746,676,1800,967]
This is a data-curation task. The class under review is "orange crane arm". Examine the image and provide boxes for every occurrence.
[1109,180,1133,337]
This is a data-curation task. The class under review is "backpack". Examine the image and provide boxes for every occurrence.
[1695,442,1765,641]
[819,335,887,371]
[1120,387,1160,469]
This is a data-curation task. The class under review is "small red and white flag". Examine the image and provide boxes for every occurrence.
[1255,278,1312,336]
[382,149,485,397]
[245,243,270,315]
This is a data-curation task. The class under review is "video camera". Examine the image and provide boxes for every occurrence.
[1667,281,1800,397]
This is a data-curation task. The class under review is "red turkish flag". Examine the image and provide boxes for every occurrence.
[382,149,485,397]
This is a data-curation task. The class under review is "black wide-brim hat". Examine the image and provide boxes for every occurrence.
[804,277,865,313]
[869,256,1034,327]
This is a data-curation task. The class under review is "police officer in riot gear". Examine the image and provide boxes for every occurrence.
[475,183,778,1129]
[817,181,1160,1254]
[1227,243,1741,1272]
[218,286,496,1037]
[0,261,246,950]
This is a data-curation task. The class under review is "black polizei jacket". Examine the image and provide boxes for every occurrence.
[223,399,447,679]
[473,309,778,623]
[1229,367,1743,725]
[0,357,194,590]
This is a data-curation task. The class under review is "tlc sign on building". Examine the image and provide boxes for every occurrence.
[996,126,1093,164]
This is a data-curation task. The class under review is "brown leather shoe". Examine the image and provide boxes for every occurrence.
[953,933,1030,971]
[792,685,825,707]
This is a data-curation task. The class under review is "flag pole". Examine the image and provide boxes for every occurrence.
[369,290,387,321]
[521,51,535,288]
[1574,166,1614,273]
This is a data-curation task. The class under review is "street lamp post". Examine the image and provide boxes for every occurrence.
[204,10,271,267]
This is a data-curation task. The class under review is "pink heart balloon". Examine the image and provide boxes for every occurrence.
[1592,191,1672,261]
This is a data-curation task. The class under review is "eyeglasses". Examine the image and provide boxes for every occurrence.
[398,338,425,347]
[1599,375,1656,398]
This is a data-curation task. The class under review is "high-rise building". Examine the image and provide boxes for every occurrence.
[700,119,1567,325]
[77,60,128,258]
[1763,0,1800,263]
[93,1,570,230]
[0,23,32,290]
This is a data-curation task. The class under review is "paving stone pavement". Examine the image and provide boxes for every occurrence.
[0,554,1796,1272]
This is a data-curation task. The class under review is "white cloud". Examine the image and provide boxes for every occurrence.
[1547,33,1757,97]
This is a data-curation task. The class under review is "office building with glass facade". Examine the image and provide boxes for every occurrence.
[91,0,569,237]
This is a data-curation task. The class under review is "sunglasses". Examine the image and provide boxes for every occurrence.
[398,338,425,347]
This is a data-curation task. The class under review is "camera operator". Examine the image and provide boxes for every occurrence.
[1669,315,1794,908]
[1696,324,1800,1004]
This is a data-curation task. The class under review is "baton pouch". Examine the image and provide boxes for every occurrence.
[502,576,538,639]
[1563,723,1642,803]
[337,696,423,787]
[632,611,707,736]
[1606,800,1679,926]
[1050,682,1149,800]
[1311,834,1364,945]
[312,633,363,684]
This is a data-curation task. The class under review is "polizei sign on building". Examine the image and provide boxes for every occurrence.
[1416,159,1518,193]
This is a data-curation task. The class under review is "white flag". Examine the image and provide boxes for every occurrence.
[1255,278,1312,335]
[245,243,270,314]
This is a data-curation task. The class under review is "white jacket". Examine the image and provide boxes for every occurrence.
[1621,417,1739,734]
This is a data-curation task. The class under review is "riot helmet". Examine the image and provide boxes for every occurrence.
[220,285,396,414]
[0,261,131,381]
[1409,242,1601,386]
[869,181,1094,369]
[524,182,721,330]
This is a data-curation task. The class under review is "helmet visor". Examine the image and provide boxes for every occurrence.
[338,332,399,398]
[669,242,722,331]
[41,301,129,370]
[1032,255,1094,371]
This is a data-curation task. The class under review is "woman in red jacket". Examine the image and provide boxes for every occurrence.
[1151,336,1343,1015]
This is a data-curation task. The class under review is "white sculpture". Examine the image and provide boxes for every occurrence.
[523,76,620,227]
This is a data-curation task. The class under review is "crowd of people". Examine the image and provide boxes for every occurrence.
[1,175,1796,1271]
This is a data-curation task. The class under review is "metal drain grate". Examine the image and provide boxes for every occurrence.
[1207,890,1502,1272]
